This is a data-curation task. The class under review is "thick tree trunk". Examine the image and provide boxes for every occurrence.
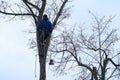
[37,30,46,80]
[37,29,51,80]
[39,57,46,80]
[92,67,98,80]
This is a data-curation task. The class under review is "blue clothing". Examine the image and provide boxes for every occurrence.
[38,20,52,33]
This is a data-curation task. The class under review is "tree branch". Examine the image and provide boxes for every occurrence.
[22,0,37,24]
[53,0,68,28]
[108,58,120,67]
[0,10,34,16]
[23,0,40,10]
[38,0,46,21]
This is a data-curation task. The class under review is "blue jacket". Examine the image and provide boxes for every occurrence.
[38,20,52,33]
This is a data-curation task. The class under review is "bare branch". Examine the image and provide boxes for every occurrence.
[108,58,120,67]
[0,10,34,16]
[38,0,46,21]
[107,68,117,80]
[53,0,68,28]
[23,0,40,10]
[22,0,37,24]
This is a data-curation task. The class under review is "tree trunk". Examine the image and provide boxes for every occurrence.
[39,57,46,80]
[101,59,107,80]
[37,30,46,80]
[92,67,98,80]
[37,28,51,80]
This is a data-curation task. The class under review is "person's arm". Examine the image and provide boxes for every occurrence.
[48,21,52,33]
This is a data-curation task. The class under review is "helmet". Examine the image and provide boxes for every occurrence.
[43,14,48,20]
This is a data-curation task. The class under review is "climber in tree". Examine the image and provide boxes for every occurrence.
[37,14,52,46]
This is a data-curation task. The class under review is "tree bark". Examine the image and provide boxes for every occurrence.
[37,29,47,80]
[39,57,46,80]
[92,67,98,80]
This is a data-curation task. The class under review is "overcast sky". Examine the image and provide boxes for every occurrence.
[0,0,120,80]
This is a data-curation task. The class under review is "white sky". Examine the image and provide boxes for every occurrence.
[0,0,120,80]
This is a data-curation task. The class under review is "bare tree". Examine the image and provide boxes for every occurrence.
[0,0,71,80]
[49,14,120,80]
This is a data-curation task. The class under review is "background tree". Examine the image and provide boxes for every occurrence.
[0,0,71,80]
[49,14,120,80]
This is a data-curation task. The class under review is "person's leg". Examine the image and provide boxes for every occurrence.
[39,30,45,46]
[44,30,50,41]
